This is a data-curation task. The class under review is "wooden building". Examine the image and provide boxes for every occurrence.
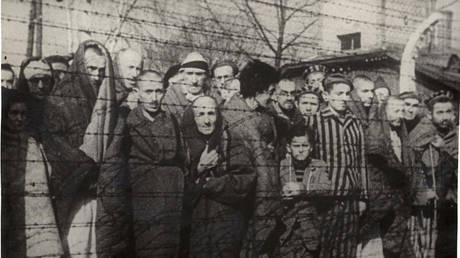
[281,48,460,105]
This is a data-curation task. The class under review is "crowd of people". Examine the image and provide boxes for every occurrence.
[1,39,458,258]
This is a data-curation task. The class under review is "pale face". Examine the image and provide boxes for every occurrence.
[84,48,106,90]
[324,83,351,113]
[306,72,325,92]
[289,135,312,161]
[297,93,320,116]
[193,97,217,135]
[432,102,455,130]
[386,99,405,128]
[403,98,420,121]
[374,88,390,104]
[276,80,296,110]
[214,65,234,88]
[355,80,375,107]
[119,50,142,89]
[1,69,14,89]
[182,67,207,95]
[138,73,164,114]
[6,102,27,133]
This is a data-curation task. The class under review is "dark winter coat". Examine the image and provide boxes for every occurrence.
[267,102,305,159]
[1,130,62,258]
[362,106,416,257]
[278,157,331,258]
[222,95,282,257]
[95,106,133,258]
[127,107,185,258]
[348,95,378,130]
[41,40,117,247]
[182,105,256,258]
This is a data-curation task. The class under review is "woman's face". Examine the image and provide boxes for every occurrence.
[193,97,217,135]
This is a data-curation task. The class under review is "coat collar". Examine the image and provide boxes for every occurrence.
[320,105,356,122]
[127,105,167,127]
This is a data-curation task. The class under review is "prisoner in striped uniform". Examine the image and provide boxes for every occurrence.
[311,73,368,258]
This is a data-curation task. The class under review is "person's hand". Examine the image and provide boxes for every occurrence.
[282,182,305,199]
[197,145,219,174]
[431,135,445,148]
[359,201,367,216]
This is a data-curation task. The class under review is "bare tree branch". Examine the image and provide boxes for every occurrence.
[244,0,277,53]
[285,0,318,22]
[281,18,318,51]
[106,0,139,45]
[202,0,253,59]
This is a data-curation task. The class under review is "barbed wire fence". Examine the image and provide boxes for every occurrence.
[1,0,458,257]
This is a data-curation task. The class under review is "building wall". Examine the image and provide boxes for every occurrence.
[1,0,117,72]
[316,0,459,53]
[317,0,384,54]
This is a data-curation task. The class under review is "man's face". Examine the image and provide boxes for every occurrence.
[1,69,14,89]
[431,102,455,130]
[119,50,142,89]
[255,84,275,109]
[138,73,164,114]
[276,80,296,110]
[386,99,405,128]
[289,135,311,161]
[355,80,375,107]
[84,48,106,90]
[403,98,420,121]
[27,74,53,100]
[306,72,325,92]
[7,102,27,133]
[193,97,217,135]
[297,93,320,116]
[220,79,240,102]
[182,67,207,95]
[324,83,351,113]
[374,88,390,104]
[214,65,234,88]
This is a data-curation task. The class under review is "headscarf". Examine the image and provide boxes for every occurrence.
[181,96,224,177]
[16,57,54,94]
[15,57,54,132]
[62,40,118,163]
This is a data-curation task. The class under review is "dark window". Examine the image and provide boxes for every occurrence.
[337,33,361,50]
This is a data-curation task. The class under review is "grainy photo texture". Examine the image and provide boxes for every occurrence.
[1,0,459,257]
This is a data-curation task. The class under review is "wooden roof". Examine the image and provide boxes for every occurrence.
[281,48,460,92]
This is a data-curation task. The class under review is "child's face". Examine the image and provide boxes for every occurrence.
[7,102,27,133]
[289,135,311,161]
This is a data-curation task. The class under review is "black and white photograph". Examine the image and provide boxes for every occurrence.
[1,0,459,257]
